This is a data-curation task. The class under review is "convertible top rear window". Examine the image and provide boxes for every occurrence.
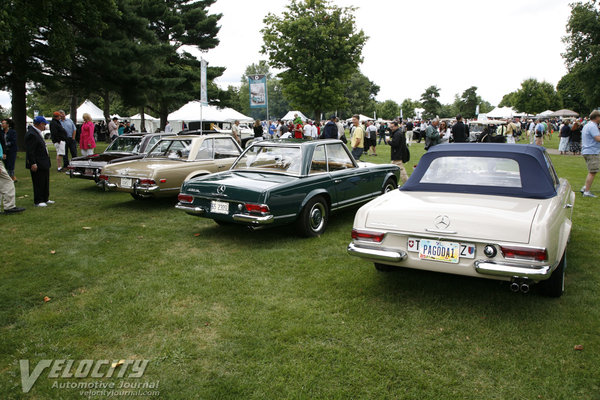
[401,143,558,199]
[420,157,522,188]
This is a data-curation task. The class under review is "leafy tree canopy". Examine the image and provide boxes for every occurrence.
[262,0,367,118]
[420,85,441,119]
[512,78,562,114]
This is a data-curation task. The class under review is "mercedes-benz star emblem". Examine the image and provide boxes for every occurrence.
[216,185,226,194]
[434,215,451,230]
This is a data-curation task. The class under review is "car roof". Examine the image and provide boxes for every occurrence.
[401,143,558,199]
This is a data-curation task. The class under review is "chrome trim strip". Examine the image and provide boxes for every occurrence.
[425,228,458,234]
[347,243,407,262]
[474,260,552,279]
[175,203,206,215]
[232,214,274,224]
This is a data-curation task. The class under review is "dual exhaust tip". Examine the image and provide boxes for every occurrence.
[510,280,530,294]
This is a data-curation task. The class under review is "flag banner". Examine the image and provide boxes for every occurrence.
[249,74,267,108]
[200,59,208,105]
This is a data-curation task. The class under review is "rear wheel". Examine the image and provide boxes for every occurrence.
[382,177,397,194]
[296,196,329,237]
[539,252,566,297]
[374,263,398,272]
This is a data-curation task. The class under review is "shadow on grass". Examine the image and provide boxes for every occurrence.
[99,195,179,211]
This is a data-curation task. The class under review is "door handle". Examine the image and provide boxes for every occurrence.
[564,203,573,209]
[334,179,342,183]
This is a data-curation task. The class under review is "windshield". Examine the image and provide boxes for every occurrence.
[420,156,522,188]
[106,137,142,153]
[232,145,303,175]
[147,139,192,160]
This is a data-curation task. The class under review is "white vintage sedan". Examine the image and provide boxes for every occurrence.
[347,143,575,297]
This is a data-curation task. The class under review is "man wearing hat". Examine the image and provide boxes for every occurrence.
[322,115,338,139]
[26,116,54,207]
[50,111,68,172]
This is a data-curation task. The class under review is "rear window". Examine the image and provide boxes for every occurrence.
[420,156,522,188]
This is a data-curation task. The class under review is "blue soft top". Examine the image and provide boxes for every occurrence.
[400,143,557,199]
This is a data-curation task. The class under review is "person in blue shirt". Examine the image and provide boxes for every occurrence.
[581,110,600,197]
[59,110,77,169]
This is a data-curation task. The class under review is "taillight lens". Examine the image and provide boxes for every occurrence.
[245,203,270,213]
[500,246,547,261]
[139,179,156,185]
[178,194,193,203]
[99,174,108,181]
[351,229,385,243]
[67,165,75,170]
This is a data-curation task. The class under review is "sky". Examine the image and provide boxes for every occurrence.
[0,0,572,110]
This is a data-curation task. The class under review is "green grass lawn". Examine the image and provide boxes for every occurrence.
[1,137,599,399]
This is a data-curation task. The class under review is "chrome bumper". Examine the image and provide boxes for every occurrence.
[232,213,274,224]
[347,243,407,262]
[175,203,206,215]
[474,260,552,279]
[102,181,159,194]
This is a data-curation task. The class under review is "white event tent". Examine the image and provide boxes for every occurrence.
[67,99,106,122]
[281,111,308,121]
[168,101,253,131]
[128,113,159,133]
[486,106,517,119]
[345,114,371,123]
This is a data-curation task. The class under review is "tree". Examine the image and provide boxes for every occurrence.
[338,70,379,118]
[0,0,117,148]
[376,100,399,120]
[557,71,589,114]
[134,0,223,129]
[420,85,441,119]
[400,99,421,120]
[262,0,367,118]
[498,91,517,107]
[563,1,600,109]
[512,78,562,114]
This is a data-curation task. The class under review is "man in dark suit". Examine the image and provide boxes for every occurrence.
[26,116,54,207]
[451,114,468,143]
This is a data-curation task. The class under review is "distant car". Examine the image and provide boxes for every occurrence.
[175,139,401,237]
[67,133,170,182]
[99,134,242,200]
[348,144,575,297]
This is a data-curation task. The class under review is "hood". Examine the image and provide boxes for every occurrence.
[363,191,540,244]
[182,170,298,203]
[70,153,130,166]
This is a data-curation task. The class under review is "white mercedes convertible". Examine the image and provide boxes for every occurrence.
[347,144,575,297]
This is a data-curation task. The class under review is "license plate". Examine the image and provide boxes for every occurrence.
[406,238,475,263]
[121,178,132,188]
[210,200,229,215]
[84,168,94,176]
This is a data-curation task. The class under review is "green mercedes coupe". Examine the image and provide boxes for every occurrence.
[175,139,400,237]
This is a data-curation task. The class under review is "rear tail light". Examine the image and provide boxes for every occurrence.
[99,174,109,181]
[500,246,547,262]
[244,203,270,213]
[67,165,75,170]
[178,194,194,203]
[139,179,156,185]
[351,229,385,243]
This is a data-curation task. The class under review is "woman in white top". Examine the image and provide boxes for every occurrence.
[438,120,452,144]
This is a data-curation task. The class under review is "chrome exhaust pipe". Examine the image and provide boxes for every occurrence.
[510,282,520,292]
[520,283,530,294]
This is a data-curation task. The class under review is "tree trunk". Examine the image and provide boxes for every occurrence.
[11,77,27,152]
[102,90,111,123]
[140,106,146,132]
[159,102,168,131]
[70,94,78,126]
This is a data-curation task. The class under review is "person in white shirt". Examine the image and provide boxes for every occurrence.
[164,121,173,134]
[311,122,319,139]
[303,121,313,139]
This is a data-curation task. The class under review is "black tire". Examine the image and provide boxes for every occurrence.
[374,263,398,272]
[130,193,150,201]
[296,196,329,237]
[539,252,566,297]
[382,177,397,194]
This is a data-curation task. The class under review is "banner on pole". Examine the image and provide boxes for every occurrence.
[248,74,267,108]
[200,59,208,105]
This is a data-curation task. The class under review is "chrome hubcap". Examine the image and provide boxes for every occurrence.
[309,203,325,231]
